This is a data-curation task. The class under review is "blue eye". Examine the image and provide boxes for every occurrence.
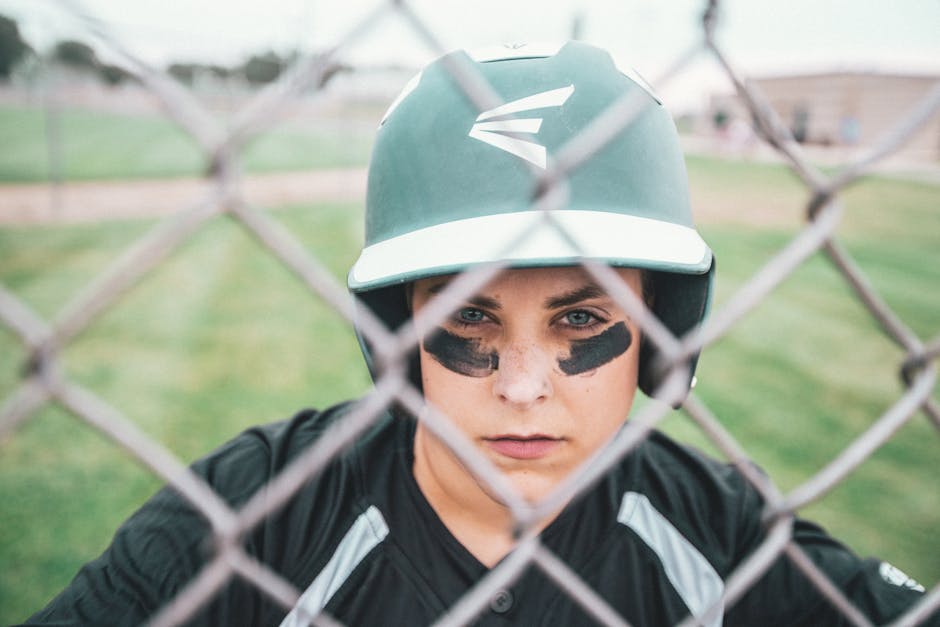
[565,310,594,326]
[458,308,486,323]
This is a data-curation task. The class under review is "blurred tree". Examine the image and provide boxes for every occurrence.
[169,61,233,86]
[0,14,32,79]
[52,40,99,71]
[99,63,132,85]
[168,61,198,84]
[241,51,284,84]
[52,39,132,85]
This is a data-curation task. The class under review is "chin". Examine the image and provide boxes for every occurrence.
[506,471,564,505]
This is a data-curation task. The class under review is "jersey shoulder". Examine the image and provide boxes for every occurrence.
[617,431,767,575]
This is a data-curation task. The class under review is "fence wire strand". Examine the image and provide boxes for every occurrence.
[0,0,937,625]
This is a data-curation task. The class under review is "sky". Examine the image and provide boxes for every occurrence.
[1,0,939,112]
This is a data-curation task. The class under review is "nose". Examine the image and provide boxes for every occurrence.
[492,342,554,409]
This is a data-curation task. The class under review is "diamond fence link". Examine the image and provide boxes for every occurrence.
[0,0,937,625]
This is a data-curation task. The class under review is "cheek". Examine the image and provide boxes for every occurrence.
[562,349,639,437]
[557,322,633,376]
[420,348,491,429]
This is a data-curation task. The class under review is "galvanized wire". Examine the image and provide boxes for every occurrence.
[0,0,937,625]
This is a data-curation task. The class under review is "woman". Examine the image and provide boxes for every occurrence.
[24,41,933,627]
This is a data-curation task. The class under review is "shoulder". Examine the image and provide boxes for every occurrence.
[615,431,766,574]
[628,431,763,510]
[21,401,399,626]
[190,402,361,504]
[149,402,400,610]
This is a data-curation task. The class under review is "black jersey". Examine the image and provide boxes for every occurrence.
[23,403,935,626]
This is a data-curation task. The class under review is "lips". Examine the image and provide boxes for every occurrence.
[484,435,563,460]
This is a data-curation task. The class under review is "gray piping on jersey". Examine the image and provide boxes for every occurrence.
[280,505,389,627]
[618,491,724,627]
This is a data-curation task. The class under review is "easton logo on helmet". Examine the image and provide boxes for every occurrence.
[468,84,574,168]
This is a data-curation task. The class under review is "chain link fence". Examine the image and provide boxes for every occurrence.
[1,0,939,625]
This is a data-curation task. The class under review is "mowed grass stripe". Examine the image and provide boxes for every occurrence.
[0,205,372,619]
[0,217,245,615]
[0,105,374,183]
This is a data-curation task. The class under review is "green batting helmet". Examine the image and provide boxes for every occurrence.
[348,41,714,401]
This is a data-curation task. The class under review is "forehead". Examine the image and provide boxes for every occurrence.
[413,266,641,303]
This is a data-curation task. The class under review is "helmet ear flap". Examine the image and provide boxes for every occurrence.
[638,337,698,410]
[637,266,713,407]
[637,334,659,400]
[354,284,424,393]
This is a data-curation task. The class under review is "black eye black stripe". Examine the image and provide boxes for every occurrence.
[423,328,498,377]
[423,322,631,378]
[557,322,632,375]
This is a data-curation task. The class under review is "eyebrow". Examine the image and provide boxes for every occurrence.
[544,284,607,309]
[427,280,605,311]
[427,282,502,311]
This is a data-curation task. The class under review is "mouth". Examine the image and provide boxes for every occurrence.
[483,435,563,460]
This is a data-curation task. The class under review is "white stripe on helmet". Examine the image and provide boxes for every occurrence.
[349,209,711,288]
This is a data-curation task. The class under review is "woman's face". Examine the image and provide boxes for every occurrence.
[412,266,643,504]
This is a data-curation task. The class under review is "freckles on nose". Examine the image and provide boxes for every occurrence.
[500,343,549,374]
[492,343,553,403]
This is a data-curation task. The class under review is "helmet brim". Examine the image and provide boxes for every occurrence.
[348,208,712,291]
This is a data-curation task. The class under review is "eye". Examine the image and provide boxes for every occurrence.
[457,307,486,324]
[564,310,596,326]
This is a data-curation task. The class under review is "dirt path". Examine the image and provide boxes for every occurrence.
[0,165,787,228]
[2,155,936,228]
[0,168,368,225]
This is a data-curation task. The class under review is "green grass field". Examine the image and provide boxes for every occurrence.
[0,107,938,622]
[0,105,373,181]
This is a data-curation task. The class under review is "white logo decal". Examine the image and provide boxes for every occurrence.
[879,562,925,592]
[468,84,574,169]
